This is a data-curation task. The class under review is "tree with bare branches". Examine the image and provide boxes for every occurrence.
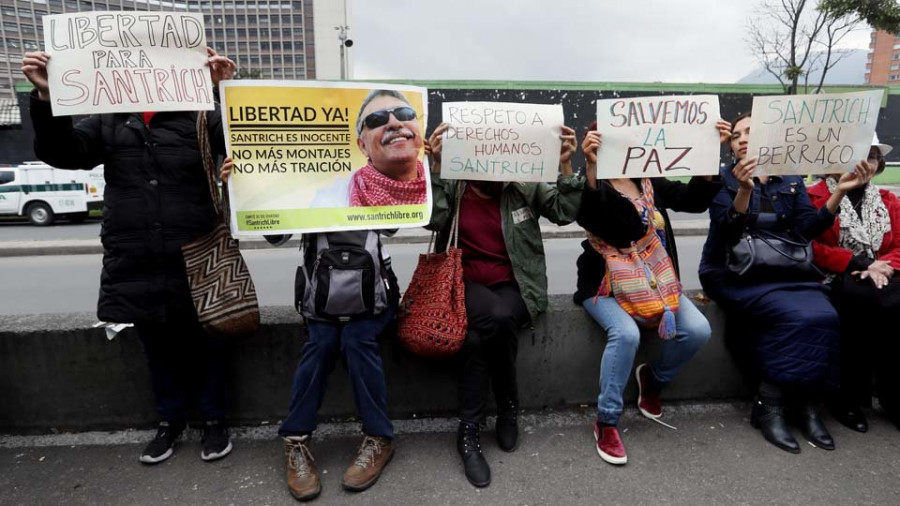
[747,0,860,95]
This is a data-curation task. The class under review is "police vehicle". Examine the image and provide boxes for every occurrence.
[0,162,104,225]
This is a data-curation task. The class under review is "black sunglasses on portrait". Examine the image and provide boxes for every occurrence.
[358,106,417,134]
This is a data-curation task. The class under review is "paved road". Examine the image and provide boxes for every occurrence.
[0,237,706,315]
[2,403,898,506]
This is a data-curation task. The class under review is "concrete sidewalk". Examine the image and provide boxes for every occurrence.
[0,220,712,258]
[2,403,899,506]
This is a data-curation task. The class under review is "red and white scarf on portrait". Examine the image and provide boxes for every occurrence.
[348,161,427,207]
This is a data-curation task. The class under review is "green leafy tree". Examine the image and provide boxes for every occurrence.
[820,0,900,33]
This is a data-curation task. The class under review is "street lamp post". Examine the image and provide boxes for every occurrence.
[336,25,352,80]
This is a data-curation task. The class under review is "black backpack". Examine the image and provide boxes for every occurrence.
[295,230,397,322]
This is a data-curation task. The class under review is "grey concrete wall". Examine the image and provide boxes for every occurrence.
[0,293,746,434]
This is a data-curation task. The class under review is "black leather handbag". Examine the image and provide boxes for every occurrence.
[727,229,825,280]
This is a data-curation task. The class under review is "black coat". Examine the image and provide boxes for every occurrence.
[30,93,226,323]
[573,177,721,305]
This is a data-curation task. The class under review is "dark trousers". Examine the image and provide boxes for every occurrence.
[279,307,395,439]
[135,315,229,422]
[831,275,900,414]
[458,281,530,424]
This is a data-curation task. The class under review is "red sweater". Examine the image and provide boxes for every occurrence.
[808,180,900,273]
[457,186,514,286]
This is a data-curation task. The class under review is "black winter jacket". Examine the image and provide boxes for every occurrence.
[30,93,226,323]
[573,177,721,305]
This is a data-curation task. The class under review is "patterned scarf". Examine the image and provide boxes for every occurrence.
[825,177,890,259]
[348,161,427,207]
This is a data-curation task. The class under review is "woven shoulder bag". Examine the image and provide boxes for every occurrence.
[586,178,681,339]
[397,182,467,357]
[181,112,260,338]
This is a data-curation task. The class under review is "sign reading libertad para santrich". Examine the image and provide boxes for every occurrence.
[747,90,883,176]
[594,95,721,179]
[440,102,564,182]
[43,11,213,116]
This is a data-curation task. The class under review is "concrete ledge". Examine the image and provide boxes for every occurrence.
[0,292,745,434]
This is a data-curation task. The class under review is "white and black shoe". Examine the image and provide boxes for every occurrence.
[140,420,185,464]
[200,420,233,462]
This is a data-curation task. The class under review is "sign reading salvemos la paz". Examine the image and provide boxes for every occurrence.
[595,95,721,179]
[440,102,564,182]
[747,90,883,176]
[220,81,431,235]
[42,11,213,116]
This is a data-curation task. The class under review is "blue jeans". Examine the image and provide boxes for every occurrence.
[279,307,395,439]
[582,294,710,425]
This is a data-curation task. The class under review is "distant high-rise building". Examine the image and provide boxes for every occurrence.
[865,29,900,85]
[0,0,327,125]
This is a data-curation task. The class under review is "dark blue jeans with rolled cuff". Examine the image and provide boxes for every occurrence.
[279,307,395,440]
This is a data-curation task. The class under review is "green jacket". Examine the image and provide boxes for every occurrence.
[428,172,584,321]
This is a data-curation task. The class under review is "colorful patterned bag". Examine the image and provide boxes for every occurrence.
[586,179,681,339]
[397,182,467,357]
[181,112,260,338]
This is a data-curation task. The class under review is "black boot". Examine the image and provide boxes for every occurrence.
[828,401,868,433]
[750,398,801,454]
[496,398,519,452]
[793,402,835,450]
[457,421,491,488]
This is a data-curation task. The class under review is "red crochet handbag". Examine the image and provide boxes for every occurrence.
[397,182,467,357]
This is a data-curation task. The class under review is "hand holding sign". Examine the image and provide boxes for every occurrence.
[427,122,450,171]
[836,159,875,194]
[581,130,602,190]
[559,125,576,176]
[206,47,236,85]
[21,51,50,101]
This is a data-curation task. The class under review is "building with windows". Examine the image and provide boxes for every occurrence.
[866,29,900,85]
[0,0,346,125]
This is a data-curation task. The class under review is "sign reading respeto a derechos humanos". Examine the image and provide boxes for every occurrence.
[747,90,883,176]
[220,81,432,236]
[42,11,213,116]
[594,95,721,179]
[440,102,564,182]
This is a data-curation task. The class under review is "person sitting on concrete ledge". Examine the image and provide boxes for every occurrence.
[809,135,900,433]
[425,121,583,488]
[22,47,238,466]
[699,112,874,454]
[221,158,400,502]
[574,119,728,465]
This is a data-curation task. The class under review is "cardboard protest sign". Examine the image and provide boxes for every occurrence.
[220,81,431,235]
[43,11,213,116]
[747,90,883,176]
[440,102,563,182]
[594,95,721,179]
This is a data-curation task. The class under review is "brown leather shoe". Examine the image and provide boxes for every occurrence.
[284,436,321,501]
[341,435,394,492]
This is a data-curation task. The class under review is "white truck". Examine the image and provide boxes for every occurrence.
[0,162,105,225]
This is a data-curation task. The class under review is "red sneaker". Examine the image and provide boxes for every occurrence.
[636,363,662,419]
[593,421,627,465]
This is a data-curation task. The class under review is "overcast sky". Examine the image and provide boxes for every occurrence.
[349,0,872,84]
